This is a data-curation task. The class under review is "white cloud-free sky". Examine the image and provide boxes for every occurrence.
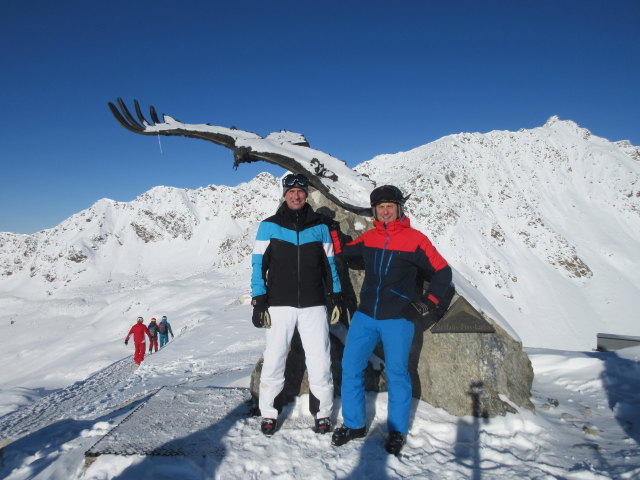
[1,0,639,234]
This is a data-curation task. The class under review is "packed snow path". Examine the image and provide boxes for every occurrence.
[86,386,252,456]
[0,357,139,443]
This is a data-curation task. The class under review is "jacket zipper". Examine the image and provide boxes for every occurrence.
[373,224,390,319]
[296,212,301,307]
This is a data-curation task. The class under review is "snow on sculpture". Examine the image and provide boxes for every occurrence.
[108,98,374,214]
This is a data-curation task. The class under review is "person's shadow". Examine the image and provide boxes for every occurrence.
[592,349,640,445]
[576,349,640,476]
[452,382,490,480]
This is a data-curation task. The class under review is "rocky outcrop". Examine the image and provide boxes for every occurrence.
[410,296,534,416]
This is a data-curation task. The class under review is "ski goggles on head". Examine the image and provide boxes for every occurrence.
[282,173,309,188]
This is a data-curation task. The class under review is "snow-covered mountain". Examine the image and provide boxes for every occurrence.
[1,116,638,352]
[0,173,281,295]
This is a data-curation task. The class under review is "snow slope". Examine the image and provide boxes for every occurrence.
[0,270,638,479]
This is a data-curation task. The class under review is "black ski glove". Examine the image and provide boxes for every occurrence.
[251,295,271,328]
[124,339,128,345]
[403,297,438,331]
[327,292,348,325]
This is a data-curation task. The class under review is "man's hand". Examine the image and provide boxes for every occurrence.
[124,339,128,345]
[251,295,271,328]
[403,297,438,330]
[327,292,348,325]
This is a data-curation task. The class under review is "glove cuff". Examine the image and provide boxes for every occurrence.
[252,295,268,308]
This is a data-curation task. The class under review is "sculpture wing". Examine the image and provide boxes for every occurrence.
[108,98,374,213]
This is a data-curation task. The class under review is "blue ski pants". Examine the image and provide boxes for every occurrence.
[159,333,169,348]
[341,311,415,434]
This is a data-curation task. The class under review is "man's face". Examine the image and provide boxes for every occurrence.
[375,202,399,223]
[284,188,307,210]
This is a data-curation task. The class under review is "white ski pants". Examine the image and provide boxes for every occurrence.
[259,305,333,419]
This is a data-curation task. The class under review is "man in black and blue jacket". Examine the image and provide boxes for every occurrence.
[251,173,343,437]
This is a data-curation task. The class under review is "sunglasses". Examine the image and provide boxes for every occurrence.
[283,173,309,188]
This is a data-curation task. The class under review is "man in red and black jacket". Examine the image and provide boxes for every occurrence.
[331,185,452,455]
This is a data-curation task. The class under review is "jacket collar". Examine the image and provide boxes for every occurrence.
[373,215,411,233]
[277,202,314,225]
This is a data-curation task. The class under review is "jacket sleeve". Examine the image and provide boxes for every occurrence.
[321,224,341,294]
[415,235,452,305]
[251,221,271,298]
[342,233,365,257]
[125,326,134,341]
[144,325,152,341]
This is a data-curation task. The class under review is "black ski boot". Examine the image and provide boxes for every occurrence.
[331,425,366,446]
[261,418,277,437]
[314,417,332,434]
[384,431,405,455]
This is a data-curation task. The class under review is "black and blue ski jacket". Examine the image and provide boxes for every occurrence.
[251,203,341,307]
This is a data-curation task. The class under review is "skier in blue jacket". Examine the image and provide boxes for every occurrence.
[157,315,174,348]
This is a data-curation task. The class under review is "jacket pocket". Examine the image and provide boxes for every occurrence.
[390,289,411,301]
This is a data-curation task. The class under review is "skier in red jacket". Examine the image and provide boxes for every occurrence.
[125,316,152,365]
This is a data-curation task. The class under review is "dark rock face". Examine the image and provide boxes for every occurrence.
[249,191,534,418]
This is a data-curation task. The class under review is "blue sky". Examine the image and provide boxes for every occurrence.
[1,1,638,234]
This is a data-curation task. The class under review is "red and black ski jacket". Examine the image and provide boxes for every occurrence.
[343,216,452,320]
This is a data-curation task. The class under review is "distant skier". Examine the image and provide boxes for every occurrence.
[125,316,152,365]
[157,315,174,348]
[148,317,159,353]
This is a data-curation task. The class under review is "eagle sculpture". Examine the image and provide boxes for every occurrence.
[108,98,375,214]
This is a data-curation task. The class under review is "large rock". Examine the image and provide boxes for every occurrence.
[410,295,534,416]
[249,190,534,418]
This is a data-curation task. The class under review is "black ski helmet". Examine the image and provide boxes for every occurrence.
[370,185,408,220]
